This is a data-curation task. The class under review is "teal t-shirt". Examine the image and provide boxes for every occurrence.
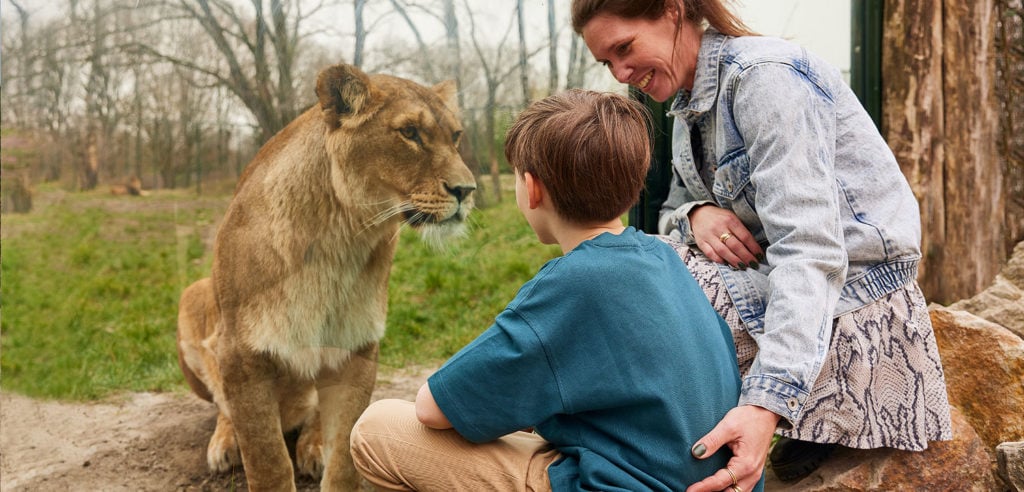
[429,228,759,491]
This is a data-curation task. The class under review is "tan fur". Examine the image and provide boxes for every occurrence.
[176,64,474,491]
[110,176,146,196]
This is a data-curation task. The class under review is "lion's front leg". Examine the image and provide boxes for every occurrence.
[220,352,296,492]
[294,404,324,479]
[317,342,379,491]
[207,410,242,472]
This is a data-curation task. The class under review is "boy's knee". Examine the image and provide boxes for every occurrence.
[353,399,407,437]
[351,399,419,487]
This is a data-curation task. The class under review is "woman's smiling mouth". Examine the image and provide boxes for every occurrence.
[636,71,653,90]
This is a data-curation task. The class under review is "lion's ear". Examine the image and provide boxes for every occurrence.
[432,80,460,115]
[316,64,371,127]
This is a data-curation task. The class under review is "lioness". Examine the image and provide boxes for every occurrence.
[176,63,475,491]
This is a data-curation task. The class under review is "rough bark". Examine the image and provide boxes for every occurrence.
[881,0,946,297]
[940,0,1005,301]
[882,0,1005,303]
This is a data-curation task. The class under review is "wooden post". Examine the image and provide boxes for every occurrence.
[882,0,1005,304]
[881,0,947,299]
[941,0,1005,301]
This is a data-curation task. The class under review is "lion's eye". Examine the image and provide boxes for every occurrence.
[399,125,422,145]
[452,130,462,145]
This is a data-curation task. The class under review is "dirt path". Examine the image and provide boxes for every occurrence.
[0,365,434,491]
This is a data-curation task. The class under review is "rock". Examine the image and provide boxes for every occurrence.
[948,241,1024,339]
[998,442,1024,492]
[930,306,1024,449]
[763,407,994,490]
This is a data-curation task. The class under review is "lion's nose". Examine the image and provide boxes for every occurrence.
[445,183,476,204]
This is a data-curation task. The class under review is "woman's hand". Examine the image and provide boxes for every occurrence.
[685,405,779,492]
[689,205,763,269]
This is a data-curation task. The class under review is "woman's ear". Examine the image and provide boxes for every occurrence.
[523,172,545,209]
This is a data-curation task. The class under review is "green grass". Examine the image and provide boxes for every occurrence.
[0,179,560,400]
[383,186,561,369]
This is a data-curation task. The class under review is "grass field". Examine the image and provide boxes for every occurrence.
[0,179,561,401]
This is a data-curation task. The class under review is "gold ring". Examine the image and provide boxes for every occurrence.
[730,486,743,492]
[719,232,733,243]
[725,466,738,486]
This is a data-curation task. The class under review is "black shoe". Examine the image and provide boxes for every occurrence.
[769,437,837,482]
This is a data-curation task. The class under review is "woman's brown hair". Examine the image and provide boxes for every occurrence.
[571,0,756,37]
[504,90,651,224]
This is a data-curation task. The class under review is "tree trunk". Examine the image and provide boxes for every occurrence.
[547,0,558,96]
[941,0,1004,300]
[881,0,946,296]
[995,0,1024,253]
[354,0,367,68]
[882,0,1004,303]
[81,130,100,191]
[485,84,501,204]
[516,0,530,105]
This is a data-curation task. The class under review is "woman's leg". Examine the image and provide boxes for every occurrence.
[350,399,561,492]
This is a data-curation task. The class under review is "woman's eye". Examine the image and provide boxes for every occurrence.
[616,41,631,56]
[400,125,421,144]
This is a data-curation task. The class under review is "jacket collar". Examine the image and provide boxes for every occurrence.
[668,27,727,123]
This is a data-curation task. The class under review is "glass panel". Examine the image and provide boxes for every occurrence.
[736,1,853,83]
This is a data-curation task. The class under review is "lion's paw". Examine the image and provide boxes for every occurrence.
[206,419,241,472]
[295,425,324,478]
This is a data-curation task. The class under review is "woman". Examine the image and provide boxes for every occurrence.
[571,1,953,492]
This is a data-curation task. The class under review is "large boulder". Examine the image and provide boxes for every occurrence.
[948,241,1024,339]
[763,407,994,490]
[930,306,1024,450]
[998,442,1024,491]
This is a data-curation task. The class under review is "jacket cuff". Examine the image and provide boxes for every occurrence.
[662,200,715,244]
[738,374,811,430]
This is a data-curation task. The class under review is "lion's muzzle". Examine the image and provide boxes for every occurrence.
[403,182,476,226]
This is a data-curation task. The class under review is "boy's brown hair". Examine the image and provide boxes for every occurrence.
[504,89,651,224]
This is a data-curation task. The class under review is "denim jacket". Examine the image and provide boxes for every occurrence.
[658,29,922,426]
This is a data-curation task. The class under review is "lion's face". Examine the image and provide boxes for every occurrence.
[315,66,475,241]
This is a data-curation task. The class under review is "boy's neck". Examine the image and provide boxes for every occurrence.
[554,219,627,254]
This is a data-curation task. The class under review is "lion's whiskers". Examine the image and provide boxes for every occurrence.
[358,201,416,236]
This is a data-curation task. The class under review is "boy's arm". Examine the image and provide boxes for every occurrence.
[415,382,453,429]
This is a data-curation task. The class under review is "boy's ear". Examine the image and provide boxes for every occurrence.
[524,172,545,209]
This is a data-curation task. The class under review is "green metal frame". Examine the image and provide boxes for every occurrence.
[850,0,884,129]
[628,3,884,231]
[627,88,674,234]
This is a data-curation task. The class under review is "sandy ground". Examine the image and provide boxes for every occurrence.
[0,365,434,491]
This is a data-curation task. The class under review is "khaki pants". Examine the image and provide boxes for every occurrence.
[350,399,562,491]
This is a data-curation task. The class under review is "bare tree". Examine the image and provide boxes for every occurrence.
[353,0,367,67]
[387,0,439,81]
[565,32,589,89]
[132,0,323,142]
[515,0,530,105]
[78,0,120,190]
[547,0,558,95]
[464,0,539,203]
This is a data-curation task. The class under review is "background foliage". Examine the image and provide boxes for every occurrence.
[0,178,560,400]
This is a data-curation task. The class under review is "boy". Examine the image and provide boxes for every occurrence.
[350,90,753,491]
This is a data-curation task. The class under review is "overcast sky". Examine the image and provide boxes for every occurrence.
[0,0,853,91]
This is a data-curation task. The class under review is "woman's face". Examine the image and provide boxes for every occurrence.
[581,9,699,102]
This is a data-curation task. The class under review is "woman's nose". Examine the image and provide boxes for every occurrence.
[611,65,632,84]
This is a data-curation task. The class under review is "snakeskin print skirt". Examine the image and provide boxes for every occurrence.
[661,238,953,450]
